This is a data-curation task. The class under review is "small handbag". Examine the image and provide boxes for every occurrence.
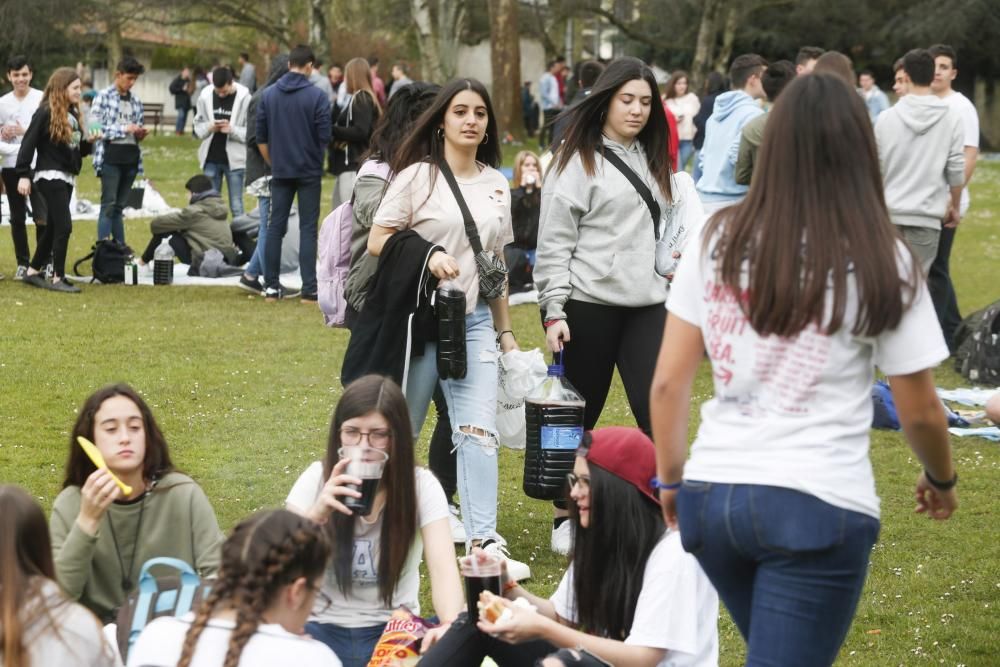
[438,160,508,300]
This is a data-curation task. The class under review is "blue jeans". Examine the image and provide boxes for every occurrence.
[203,161,245,218]
[406,302,499,542]
[245,195,269,278]
[97,162,139,242]
[174,107,189,134]
[678,139,694,171]
[677,482,880,666]
[264,176,321,295]
[305,621,385,667]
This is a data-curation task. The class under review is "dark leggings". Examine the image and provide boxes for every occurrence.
[417,612,556,667]
[561,300,666,433]
[928,225,961,350]
[2,168,46,266]
[141,232,193,265]
[30,179,73,277]
[428,384,457,504]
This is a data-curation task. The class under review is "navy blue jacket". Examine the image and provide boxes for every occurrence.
[256,71,331,178]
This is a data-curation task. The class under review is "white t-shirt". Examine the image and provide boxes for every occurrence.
[941,90,978,214]
[0,87,44,168]
[373,161,514,314]
[16,580,120,667]
[667,231,949,519]
[551,532,719,667]
[286,462,450,627]
[126,614,341,667]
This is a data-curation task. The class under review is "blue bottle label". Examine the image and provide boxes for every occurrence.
[540,426,583,450]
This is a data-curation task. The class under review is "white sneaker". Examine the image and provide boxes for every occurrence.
[448,505,467,544]
[14,265,28,281]
[551,520,573,556]
[481,540,531,582]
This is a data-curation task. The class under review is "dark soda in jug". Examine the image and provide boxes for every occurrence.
[436,281,467,379]
[523,362,585,500]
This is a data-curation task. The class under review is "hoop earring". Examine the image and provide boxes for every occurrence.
[481,132,489,144]
[436,128,444,140]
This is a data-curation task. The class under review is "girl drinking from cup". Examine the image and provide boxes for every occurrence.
[419,427,719,667]
[286,375,463,667]
[49,383,225,623]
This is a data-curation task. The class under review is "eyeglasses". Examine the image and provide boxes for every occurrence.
[566,473,590,490]
[309,584,334,614]
[340,427,392,448]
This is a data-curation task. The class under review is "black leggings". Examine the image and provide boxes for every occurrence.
[928,225,961,350]
[428,385,457,504]
[561,300,666,433]
[30,179,73,277]
[2,168,46,266]
[417,612,556,666]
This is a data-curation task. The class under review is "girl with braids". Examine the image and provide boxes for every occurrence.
[15,67,98,293]
[49,383,224,623]
[128,509,340,666]
[286,375,464,667]
[0,485,119,667]
[419,428,719,667]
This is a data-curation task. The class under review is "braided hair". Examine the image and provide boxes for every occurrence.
[176,510,330,667]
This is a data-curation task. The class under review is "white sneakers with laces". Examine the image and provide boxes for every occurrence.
[551,520,573,556]
[479,539,531,582]
[448,504,466,544]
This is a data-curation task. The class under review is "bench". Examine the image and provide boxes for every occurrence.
[144,103,164,135]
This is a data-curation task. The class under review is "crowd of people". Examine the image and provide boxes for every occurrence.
[1,36,992,667]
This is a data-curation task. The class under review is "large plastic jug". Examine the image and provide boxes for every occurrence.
[523,356,585,500]
[152,237,174,286]
[436,281,467,379]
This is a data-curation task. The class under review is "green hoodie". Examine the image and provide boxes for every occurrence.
[149,193,239,265]
[49,472,224,622]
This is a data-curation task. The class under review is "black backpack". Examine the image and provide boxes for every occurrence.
[73,239,133,284]
[953,299,1000,386]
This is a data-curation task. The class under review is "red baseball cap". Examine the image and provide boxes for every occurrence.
[581,426,660,505]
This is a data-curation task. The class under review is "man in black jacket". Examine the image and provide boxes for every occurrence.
[169,68,192,135]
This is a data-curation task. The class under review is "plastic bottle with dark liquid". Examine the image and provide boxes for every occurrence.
[523,361,585,500]
[436,281,467,379]
[152,237,174,286]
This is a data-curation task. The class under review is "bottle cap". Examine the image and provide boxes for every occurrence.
[547,363,564,377]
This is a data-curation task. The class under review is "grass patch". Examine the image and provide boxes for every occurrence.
[0,135,997,665]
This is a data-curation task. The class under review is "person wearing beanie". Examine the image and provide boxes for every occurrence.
[420,427,719,667]
[138,173,242,273]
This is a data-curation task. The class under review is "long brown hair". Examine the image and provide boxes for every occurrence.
[323,375,416,607]
[552,57,672,202]
[63,383,175,489]
[176,510,329,667]
[344,57,382,115]
[663,70,690,101]
[43,67,80,145]
[703,72,919,338]
[512,150,540,188]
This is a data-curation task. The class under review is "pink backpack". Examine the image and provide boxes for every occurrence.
[317,161,391,327]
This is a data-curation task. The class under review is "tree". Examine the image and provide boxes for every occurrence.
[411,0,466,82]
[488,0,525,139]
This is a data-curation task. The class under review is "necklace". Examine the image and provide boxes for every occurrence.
[107,485,148,593]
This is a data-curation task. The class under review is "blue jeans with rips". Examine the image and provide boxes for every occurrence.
[97,162,139,242]
[203,161,245,218]
[405,301,500,543]
[677,482,880,666]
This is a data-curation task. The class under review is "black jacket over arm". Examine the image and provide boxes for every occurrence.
[341,230,443,387]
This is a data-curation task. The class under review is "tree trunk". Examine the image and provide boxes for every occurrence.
[713,4,739,74]
[412,0,445,82]
[106,18,123,68]
[488,0,524,140]
[436,0,466,80]
[309,0,328,60]
[690,0,723,93]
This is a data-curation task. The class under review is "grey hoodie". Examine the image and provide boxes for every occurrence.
[875,94,964,229]
[536,136,670,320]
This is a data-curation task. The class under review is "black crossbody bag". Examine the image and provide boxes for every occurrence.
[438,160,508,300]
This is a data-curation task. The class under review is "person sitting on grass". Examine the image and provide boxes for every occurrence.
[285,375,464,667]
[49,383,225,624]
[0,484,120,667]
[138,174,243,275]
[128,509,342,667]
[419,427,720,667]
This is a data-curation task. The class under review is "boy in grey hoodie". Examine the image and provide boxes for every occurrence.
[875,49,964,275]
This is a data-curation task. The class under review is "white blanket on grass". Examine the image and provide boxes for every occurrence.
[66,265,304,289]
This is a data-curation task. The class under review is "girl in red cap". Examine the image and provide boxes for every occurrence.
[651,73,957,666]
[419,426,719,667]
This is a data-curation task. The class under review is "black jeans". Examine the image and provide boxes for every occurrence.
[141,232,192,265]
[2,168,46,266]
[928,225,961,350]
[417,612,556,667]
[561,300,666,433]
[30,179,73,277]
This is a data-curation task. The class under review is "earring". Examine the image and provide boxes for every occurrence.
[481,132,489,144]
[436,128,444,140]
[600,111,606,122]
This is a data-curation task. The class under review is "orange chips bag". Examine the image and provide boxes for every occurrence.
[366,607,434,667]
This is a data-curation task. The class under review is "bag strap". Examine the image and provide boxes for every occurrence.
[601,149,661,240]
[438,160,485,255]
[72,248,97,277]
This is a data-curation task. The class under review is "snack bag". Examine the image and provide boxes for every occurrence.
[367,607,434,667]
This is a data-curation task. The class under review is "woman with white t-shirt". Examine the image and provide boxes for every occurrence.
[420,427,719,667]
[128,509,340,667]
[663,71,699,171]
[651,73,958,666]
[286,375,464,667]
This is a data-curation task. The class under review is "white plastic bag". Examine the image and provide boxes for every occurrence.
[495,348,548,449]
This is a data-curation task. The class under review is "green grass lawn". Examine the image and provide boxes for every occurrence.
[1,135,997,666]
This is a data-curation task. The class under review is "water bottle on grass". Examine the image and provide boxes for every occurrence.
[153,237,174,286]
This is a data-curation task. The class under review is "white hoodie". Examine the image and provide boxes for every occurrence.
[875,93,964,229]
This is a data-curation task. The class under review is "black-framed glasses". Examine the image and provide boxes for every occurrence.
[567,472,590,490]
[310,585,334,614]
[340,426,392,448]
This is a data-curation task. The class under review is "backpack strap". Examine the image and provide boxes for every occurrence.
[602,149,661,241]
[128,558,199,649]
[72,247,97,277]
[438,160,486,255]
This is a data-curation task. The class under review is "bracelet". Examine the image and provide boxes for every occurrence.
[543,319,563,329]
[650,477,682,491]
[496,330,514,345]
[502,579,520,594]
[924,469,958,491]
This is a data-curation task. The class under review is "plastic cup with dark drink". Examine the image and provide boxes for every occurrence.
[459,552,502,621]
[338,446,388,517]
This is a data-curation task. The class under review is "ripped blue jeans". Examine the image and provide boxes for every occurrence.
[406,301,499,543]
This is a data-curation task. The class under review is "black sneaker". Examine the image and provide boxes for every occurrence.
[22,273,47,289]
[300,292,318,304]
[263,284,301,301]
[48,279,81,293]
[238,275,263,294]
